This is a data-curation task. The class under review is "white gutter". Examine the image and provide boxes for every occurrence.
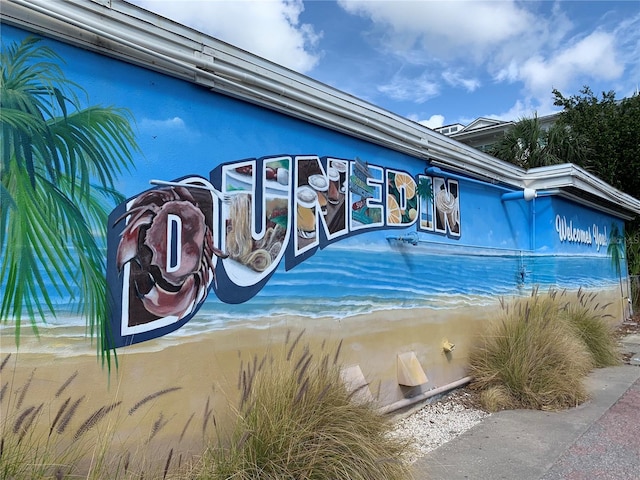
[524,164,640,219]
[3,0,639,217]
[1,0,431,156]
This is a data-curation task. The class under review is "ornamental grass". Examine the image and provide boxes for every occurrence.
[0,355,186,479]
[196,331,412,480]
[468,292,596,412]
[557,289,621,368]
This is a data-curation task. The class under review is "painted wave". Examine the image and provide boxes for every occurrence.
[1,244,620,342]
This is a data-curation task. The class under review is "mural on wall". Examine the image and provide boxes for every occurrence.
[0,22,632,472]
[107,155,461,347]
[0,28,625,358]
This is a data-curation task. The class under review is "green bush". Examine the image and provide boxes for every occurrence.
[558,290,621,367]
[196,332,411,480]
[468,294,594,411]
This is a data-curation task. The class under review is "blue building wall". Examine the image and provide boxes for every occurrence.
[0,21,629,463]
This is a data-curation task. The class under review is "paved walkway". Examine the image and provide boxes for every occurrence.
[412,334,640,480]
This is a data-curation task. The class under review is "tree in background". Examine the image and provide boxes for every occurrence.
[553,87,640,194]
[488,114,588,169]
[1,37,138,367]
[553,87,640,276]
[491,87,640,276]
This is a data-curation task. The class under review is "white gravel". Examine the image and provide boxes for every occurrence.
[389,389,490,464]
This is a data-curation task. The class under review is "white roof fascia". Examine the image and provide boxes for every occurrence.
[459,117,507,133]
[2,0,529,185]
[425,136,527,186]
[2,0,639,218]
[524,164,640,217]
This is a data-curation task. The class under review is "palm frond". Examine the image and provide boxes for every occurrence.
[1,37,138,371]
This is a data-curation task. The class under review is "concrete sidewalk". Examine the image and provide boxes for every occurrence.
[412,334,640,480]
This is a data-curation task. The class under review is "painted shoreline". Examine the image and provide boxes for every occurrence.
[0,295,494,356]
[0,287,624,472]
[1,304,490,455]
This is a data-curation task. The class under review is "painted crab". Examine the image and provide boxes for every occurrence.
[115,185,227,319]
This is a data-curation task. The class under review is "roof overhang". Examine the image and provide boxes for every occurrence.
[2,0,639,220]
[524,164,640,220]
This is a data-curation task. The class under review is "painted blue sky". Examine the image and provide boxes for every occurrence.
[131,0,640,129]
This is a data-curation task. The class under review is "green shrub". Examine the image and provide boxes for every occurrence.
[468,294,594,411]
[197,332,412,480]
[558,290,621,367]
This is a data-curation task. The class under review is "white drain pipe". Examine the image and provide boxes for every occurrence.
[380,376,473,415]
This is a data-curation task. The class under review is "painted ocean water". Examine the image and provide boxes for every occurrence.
[163,241,620,337]
[2,242,620,340]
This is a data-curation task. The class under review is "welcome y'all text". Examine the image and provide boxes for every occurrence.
[555,214,608,251]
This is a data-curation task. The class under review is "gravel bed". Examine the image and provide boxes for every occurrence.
[388,319,640,464]
[389,388,490,464]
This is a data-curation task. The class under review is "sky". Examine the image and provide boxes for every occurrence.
[131,1,640,129]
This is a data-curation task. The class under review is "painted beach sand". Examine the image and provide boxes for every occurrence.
[0,304,492,470]
[0,283,623,473]
[0,240,626,473]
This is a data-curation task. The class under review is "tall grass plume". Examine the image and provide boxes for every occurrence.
[558,290,621,367]
[196,331,411,480]
[468,293,594,411]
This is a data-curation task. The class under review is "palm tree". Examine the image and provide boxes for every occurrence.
[1,37,139,368]
[489,114,588,169]
[607,223,626,301]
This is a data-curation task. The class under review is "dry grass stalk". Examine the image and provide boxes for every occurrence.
[13,406,36,435]
[179,412,195,443]
[333,339,343,365]
[17,403,43,444]
[0,382,8,404]
[147,411,171,444]
[74,401,122,439]
[236,359,244,390]
[15,369,35,410]
[558,293,621,367]
[0,353,11,373]
[123,451,131,474]
[286,329,305,360]
[56,395,85,435]
[49,397,71,437]
[163,448,173,480]
[202,396,213,437]
[128,387,182,416]
[55,371,79,398]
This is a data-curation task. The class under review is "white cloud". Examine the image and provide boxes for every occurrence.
[494,60,520,84]
[519,31,623,97]
[130,0,322,73]
[417,114,445,129]
[378,73,439,103]
[338,0,636,120]
[139,116,202,141]
[140,116,186,130]
[337,0,535,61]
[613,12,640,95]
[491,99,545,122]
[442,70,480,92]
